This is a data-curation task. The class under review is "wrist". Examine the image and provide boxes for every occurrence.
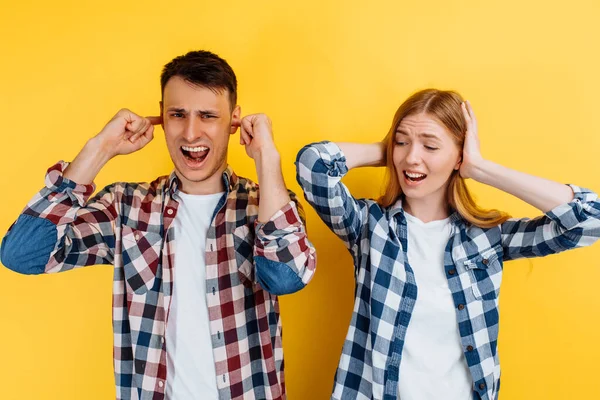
[375,142,386,166]
[470,158,494,183]
[63,138,112,184]
[253,145,280,165]
[87,136,115,164]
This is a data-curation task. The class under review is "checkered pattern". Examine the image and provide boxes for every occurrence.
[296,141,600,400]
[14,161,317,400]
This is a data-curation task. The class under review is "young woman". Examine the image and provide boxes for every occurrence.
[295,89,600,400]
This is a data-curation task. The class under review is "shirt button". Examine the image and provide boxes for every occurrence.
[467,345,474,351]
[482,258,489,265]
[134,234,140,241]
[158,381,164,388]
[458,304,465,310]
[161,336,165,344]
[479,383,485,390]
[167,208,174,215]
[448,269,456,275]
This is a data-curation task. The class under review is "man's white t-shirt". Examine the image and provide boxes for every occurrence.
[166,191,224,400]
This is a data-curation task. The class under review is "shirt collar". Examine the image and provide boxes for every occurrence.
[388,196,464,227]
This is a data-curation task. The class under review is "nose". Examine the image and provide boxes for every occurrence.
[405,144,422,165]
[183,116,202,142]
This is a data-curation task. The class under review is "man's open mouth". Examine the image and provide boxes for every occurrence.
[181,145,210,164]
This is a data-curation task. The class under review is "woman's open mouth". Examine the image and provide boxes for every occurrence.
[403,170,427,185]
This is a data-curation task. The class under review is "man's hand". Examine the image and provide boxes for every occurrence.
[238,113,291,221]
[94,109,161,159]
[63,109,161,185]
[239,114,278,161]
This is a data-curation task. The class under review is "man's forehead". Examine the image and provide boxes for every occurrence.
[163,76,229,102]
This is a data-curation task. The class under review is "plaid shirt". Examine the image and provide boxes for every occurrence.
[1,161,317,400]
[296,141,600,400]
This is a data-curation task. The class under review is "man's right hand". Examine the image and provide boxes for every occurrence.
[95,109,161,159]
[63,109,161,185]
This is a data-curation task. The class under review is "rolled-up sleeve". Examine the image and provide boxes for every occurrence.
[253,195,317,295]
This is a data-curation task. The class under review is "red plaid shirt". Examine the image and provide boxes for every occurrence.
[7,161,316,399]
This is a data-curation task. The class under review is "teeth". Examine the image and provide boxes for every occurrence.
[405,172,425,178]
[182,145,208,152]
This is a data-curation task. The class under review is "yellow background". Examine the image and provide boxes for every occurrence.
[1,1,599,399]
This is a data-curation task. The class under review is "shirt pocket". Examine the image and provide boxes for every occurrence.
[463,246,503,300]
[232,224,255,286]
[121,225,163,295]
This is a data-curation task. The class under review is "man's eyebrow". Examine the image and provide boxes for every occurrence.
[166,107,187,113]
[196,109,219,115]
[165,107,220,115]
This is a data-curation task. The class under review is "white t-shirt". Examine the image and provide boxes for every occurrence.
[166,191,224,400]
[397,212,472,400]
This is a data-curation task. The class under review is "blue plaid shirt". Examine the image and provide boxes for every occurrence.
[296,141,600,400]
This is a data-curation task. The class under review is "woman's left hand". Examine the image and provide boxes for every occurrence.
[459,100,485,180]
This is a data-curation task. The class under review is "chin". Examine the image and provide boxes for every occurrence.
[179,168,213,183]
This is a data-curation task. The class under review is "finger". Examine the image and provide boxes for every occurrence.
[240,124,252,145]
[465,101,477,126]
[140,125,155,146]
[146,116,162,125]
[241,117,254,136]
[461,102,471,124]
[129,132,141,143]
[133,121,155,144]
[118,108,135,122]
[465,100,474,118]
[126,118,145,135]
[124,127,137,142]
[127,121,146,142]
[122,110,146,132]
[241,118,255,144]
[126,128,141,143]
[134,120,148,136]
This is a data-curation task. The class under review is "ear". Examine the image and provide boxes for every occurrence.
[454,155,462,170]
[159,101,164,129]
[230,105,241,135]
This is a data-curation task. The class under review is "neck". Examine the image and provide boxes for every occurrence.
[403,193,450,223]
[178,166,227,195]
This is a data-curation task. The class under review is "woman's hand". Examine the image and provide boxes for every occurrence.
[459,100,485,180]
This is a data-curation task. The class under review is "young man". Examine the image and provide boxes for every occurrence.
[1,50,316,400]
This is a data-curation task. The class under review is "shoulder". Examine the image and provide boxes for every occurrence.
[93,175,170,205]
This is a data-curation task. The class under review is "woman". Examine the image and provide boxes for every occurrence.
[295,89,600,400]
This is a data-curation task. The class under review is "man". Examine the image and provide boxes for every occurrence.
[1,50,316,400]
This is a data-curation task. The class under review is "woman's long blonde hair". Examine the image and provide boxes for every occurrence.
[378,89,510,228]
